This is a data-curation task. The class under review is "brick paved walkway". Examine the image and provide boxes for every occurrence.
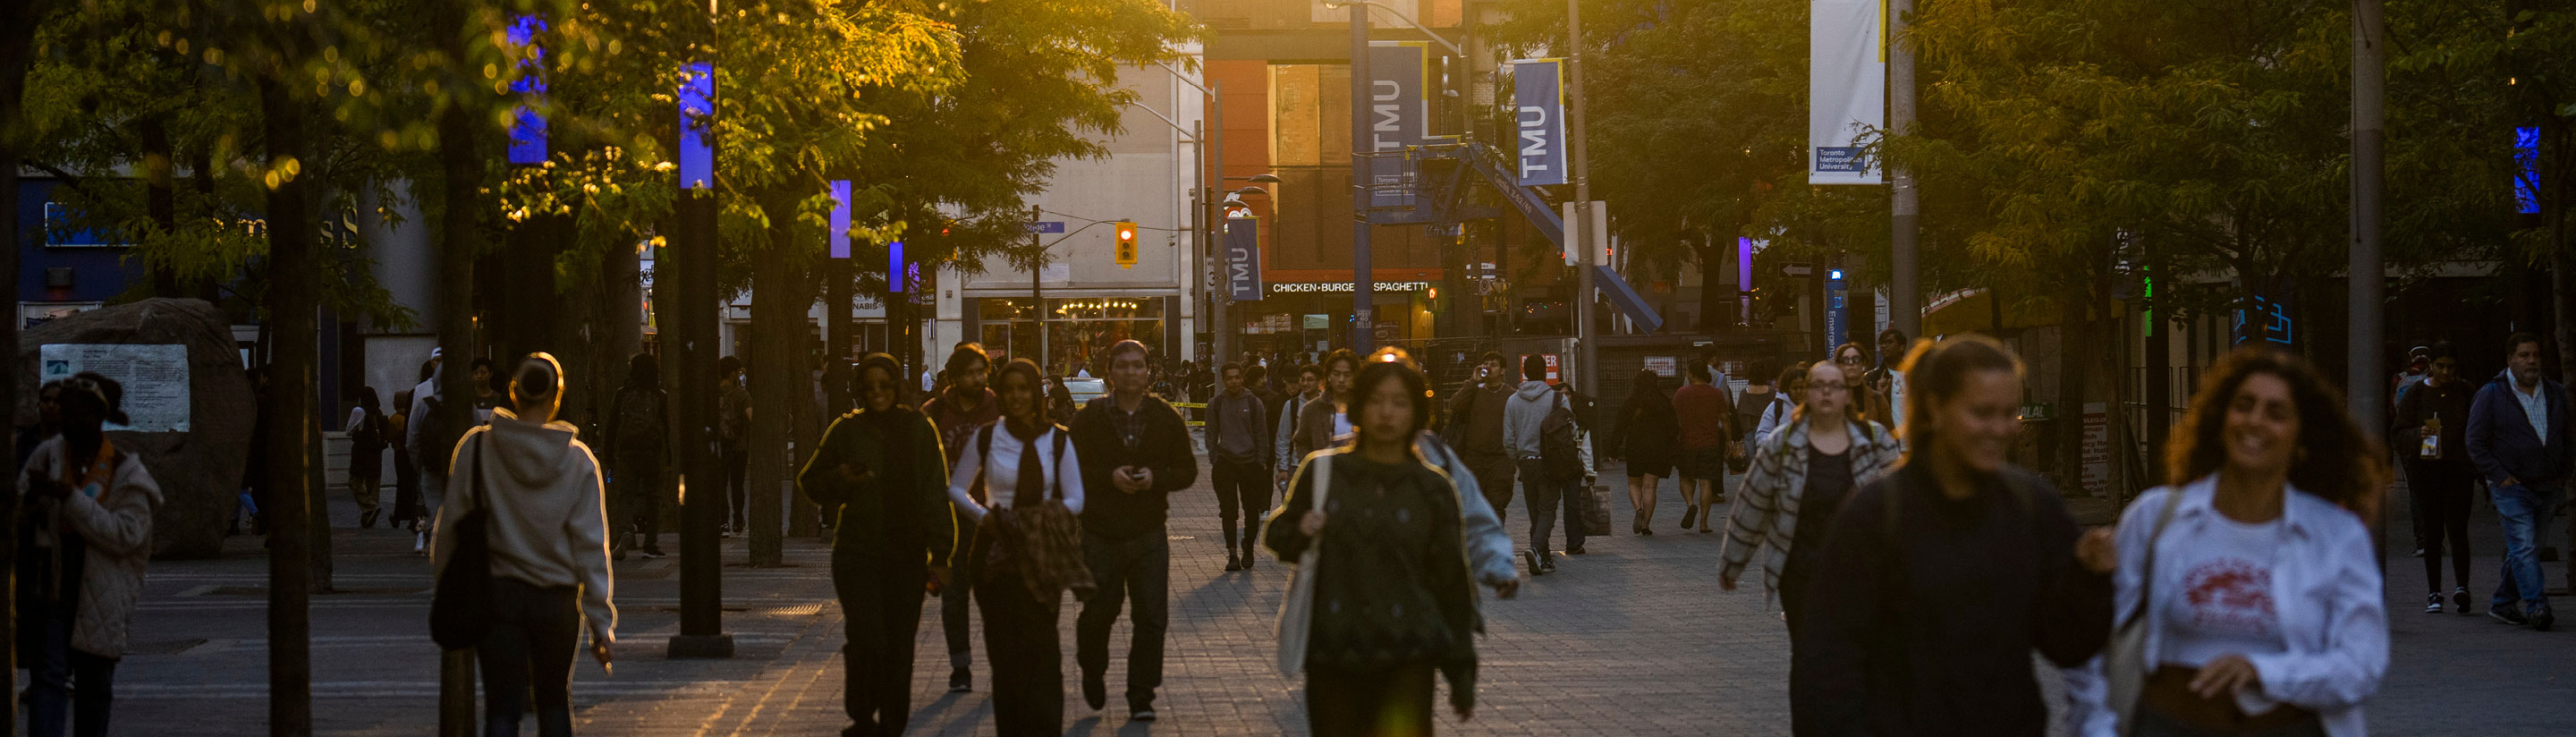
[106,459,2576,735]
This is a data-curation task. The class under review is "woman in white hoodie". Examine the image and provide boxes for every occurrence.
[432,354,615,737]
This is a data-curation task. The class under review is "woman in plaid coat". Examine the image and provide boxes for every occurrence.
[1716,360,1897,735]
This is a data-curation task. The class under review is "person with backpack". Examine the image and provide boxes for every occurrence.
[389,389,421,531]
[716,356,753,538]
[1206,362,1271,572]
[1445,352,1520,525]
[429,354,617,737]
[19,372,161,737]
[600,353,672,561]
[1754,364,1810,446]
[1794,335,2115,737]
[1504,354,1585,572]
[345,386,390,529]
[796,353,958,737]
[1272,364,1323,486]
[1716,360,1899,737]
[1730,360,1784,468]
[944,359,1089,736]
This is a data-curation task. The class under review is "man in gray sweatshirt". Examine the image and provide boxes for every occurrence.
[1503,354,1582,573]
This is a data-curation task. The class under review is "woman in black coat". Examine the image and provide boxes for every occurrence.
[1608,368,1681,535]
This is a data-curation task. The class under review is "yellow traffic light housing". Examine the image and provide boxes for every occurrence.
[1114,221,1139,268]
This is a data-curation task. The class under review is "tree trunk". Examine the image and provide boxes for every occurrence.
[140,114,182,296]
[257,74,318,737]
[2054,289,2089,493]
[746,192,809,567]
[0,1,47,727]
[430,46,486,737]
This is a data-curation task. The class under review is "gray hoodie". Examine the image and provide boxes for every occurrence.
[431,407,616,643]
[1501,380,1562,458]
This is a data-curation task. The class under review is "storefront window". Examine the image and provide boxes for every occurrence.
[976,298,1167,374]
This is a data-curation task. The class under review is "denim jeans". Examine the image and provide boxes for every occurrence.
[26,596,114,737]
[2491,482,2563,609]
[1076,529,1169,709]
[1518,457,1585,557]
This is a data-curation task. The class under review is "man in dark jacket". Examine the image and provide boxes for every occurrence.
[600,352,671,560]
[1207,362,1271,571]
[1068,340,1199,721]
[2467,333,2574,630]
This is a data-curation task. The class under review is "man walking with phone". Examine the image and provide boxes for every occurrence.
[1070,340,1199,721]
[1446,352,1520,524]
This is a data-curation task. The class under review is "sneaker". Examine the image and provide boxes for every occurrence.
[947,668,972,693]
[1130,707,1157,722]
[2491,602,2529,625]
[720,525,735,539]
[1082,671,1107,710]
[640,547,668,560]
[1715,492,1728,504]
[1538,555,1557,574]
[360,510,379,529]
[2411,547,2425,558]
[2531,603,2555,631]
[1566,545,1587,555]
[1224,553,1242,572]
[414,530,428,555]
[1523,549,1544,575]
[2426,593,2445,614]
[2455,587,2472,614]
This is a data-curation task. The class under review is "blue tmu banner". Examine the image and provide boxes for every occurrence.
[1224,218,1264,302]
[1512,59,1566,187]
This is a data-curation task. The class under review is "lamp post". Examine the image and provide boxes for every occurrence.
[1567,0,1597,395]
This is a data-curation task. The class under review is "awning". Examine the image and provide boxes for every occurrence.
[1591,266,1665,333]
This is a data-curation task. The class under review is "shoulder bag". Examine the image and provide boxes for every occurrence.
[1275,452,1332,676]
[2108,487,2186,734]
[429,435,493,650]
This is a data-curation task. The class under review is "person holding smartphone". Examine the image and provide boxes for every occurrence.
[799,353,957,736]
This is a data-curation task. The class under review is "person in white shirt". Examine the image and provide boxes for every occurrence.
[2087,346,2386,737]
[942,359,1085,736]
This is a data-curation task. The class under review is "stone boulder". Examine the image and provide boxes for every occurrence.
[17,299,253,560]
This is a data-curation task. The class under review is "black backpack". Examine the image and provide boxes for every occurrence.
[1540,400,1585,481]
[351,409,387,457]
[614,386,666,456]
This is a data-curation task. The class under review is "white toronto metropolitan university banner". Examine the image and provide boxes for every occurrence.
[1809,0,1884,185]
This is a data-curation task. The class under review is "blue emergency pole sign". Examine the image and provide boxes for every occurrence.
[1825,268,1848,358]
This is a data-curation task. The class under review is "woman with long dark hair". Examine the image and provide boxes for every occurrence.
[1268,359,1479,735]
[1609,368,1680,534]
[2091,346,2386,736]
[798,353,957,735]
[1717,359,1902,736]
[1794,335,2115,736]
[944,359,1088,736]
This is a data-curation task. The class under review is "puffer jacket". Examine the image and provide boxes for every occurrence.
[20,436,163,657]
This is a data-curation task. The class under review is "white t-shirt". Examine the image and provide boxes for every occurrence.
[944,426,1086,521]
[2160,513,2290,668]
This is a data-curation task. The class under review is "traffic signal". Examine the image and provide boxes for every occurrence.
[1114,221,1139,268]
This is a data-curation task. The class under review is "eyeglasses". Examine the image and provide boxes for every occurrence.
[1837,354,1864,364]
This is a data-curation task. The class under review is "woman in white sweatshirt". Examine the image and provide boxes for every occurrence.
[432,354,615,737]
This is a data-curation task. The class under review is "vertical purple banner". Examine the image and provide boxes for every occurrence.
[505,15,548,165]
[828,180,852,258]
[2518,126,2541,216]
[678,63,715,190]
[1738,237,1754,324]
[888,241,906,293]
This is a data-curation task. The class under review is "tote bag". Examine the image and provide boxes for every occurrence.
[1275,452,1332,676]
[428,436,493,650]
[2107,488,2185,734]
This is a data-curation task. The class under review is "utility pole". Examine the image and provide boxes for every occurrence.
[2348,0,2385,435]
[1888,0,1921,341]
[1208,80,1230,363]
[1350,2,1377,352]
[1568,0,1597,394]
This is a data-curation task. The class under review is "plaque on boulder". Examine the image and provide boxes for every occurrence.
[17,299,253,559]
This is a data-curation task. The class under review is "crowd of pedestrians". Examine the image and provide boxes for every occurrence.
[48,310,2576,737]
